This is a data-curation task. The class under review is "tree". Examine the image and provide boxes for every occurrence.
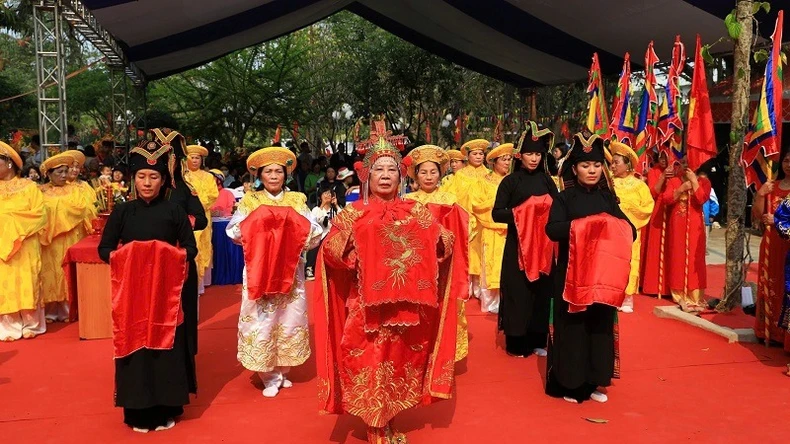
[718,0,754,311]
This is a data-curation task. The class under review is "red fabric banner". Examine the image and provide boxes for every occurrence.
[512,195,556,282]
[110,240,187,359]
[240,205,310,299]
[563,214,633,313]
[424,202,469,301]
[686,34,717,171]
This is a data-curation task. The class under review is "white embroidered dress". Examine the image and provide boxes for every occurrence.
[226,190,322,372]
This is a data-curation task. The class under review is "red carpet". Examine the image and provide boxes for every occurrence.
[1,272,788,443]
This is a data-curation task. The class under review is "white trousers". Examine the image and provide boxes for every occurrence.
[0,308,46,340]
[259,366,291,388]
[44,301,69,322]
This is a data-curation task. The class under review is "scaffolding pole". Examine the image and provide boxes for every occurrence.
[33,1,68,160]
[110,66,129,163]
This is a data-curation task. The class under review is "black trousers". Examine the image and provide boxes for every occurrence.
[123,405,184,429]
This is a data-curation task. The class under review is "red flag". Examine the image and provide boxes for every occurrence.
[292,121,299,141]
[686,34,717,171]
[425,122,432,142]
[609,53,635,145]
[273,125,281,144]
[454,117,461,143]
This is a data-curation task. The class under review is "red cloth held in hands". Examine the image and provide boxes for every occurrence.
[512,194,556,282]
[563,214,633,313]
[110,240,187,359]
[240,205,310,299]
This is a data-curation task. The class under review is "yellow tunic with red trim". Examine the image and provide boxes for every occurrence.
[0,178,48,315]
[443,164,489,276]
[40,182,94,304]
[612,174,654,295]
[471,172,508,290]
[184,169,219,280]
[405,189,469,361]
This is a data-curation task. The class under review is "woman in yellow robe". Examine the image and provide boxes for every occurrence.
[404,145,470,361]
[184,145,219,293]
[443,139,490,298]
[64,149,98,236]
[0,142,48,341]
[470,143,514,314]
[606,141,654,313]
[39,152,95,322]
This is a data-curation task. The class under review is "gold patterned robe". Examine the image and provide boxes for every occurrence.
[612,174,654,295]
[405,189,470,361]
[443,164,489,277]
[40,183,95,305]
[226,190,322,372]
[472,172,508,290]
[184,169,219,281]
[71,180,98,236]
[0,178,48,315]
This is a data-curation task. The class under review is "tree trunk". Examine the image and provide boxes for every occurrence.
[717,0,753,312]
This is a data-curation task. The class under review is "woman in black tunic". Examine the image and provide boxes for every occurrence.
[493,122,557,357]
[98,139,198,432]
[144,128,207,357]
[544,133,635,404]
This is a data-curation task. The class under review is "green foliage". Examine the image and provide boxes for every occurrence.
[725,10,741,39]
[753,48,769,63]
[753,2,770,14]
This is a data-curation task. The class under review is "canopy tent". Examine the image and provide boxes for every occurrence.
[82,0,787,87]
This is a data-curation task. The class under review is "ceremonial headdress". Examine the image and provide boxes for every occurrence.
[461,139,490,156]
[517,121,555,154]
[185,144,209,157]
[353,120,409,183]
[605,140,639,170]
[0,141,23,170]
[486,143,515,163]
[41,152,76,175]
[558,132,614,191]
[403,145,449,179]
[63,149,86,167]
[247,146,297,174]
[129,137,177,189]
[446,149,465,161]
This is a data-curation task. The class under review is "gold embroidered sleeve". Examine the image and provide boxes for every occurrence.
[409,201,435,229]
[323,205,362,270]
[437,225,455,261]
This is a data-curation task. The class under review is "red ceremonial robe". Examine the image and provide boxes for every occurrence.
[641,166,669,295]
[513,194,557,282]
[110,240,187,359]
[563,214,633,313]
[662,176,711,294]
[313,198,459,428]
[240,205,310,299]
[423,202,470,303]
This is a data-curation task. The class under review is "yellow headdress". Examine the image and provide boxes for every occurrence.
[403,145,449,179]
[0,141,23,169]
[62,149,86,167]
[186,145,209,157]
[461,139,490,156]
[41,152,76,175]
[486,143,515,163]
[446,149,465,161]
[605,140,639,170]
[247,147,297,175]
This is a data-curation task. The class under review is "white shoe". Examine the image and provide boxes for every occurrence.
[563,396,579,404]
[533,348,547,357]
[281,378,293,389]
[262,385,280,398]
[154,419,176,431]
[619,306,633,313]
[590,390,608,403]
[132,427,149,433]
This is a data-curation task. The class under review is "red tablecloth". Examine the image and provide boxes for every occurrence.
[62,235,103,322]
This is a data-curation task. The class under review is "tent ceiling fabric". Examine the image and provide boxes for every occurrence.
[82,0,787,86]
